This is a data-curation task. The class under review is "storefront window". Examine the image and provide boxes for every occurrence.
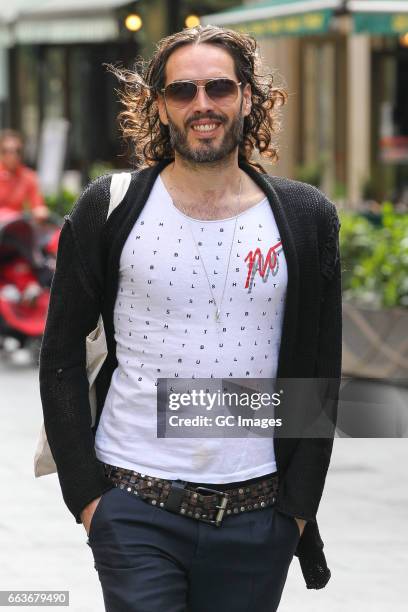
[43,48,65,120]
[17,46,41,165]
[373,39,408,201]
[299,36,346,198]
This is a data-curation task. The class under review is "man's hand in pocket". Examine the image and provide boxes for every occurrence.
[80,496,102,537]
[294,517,307,537]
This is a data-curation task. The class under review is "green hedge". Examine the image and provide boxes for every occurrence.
[45,189,78,217]
[339,203,408,309]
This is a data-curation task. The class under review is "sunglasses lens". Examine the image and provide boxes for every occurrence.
[165,82,197,106]
[206,79,239,104]
[164,79,240,107]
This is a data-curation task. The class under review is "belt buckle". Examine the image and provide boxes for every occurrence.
[194,486,229,527]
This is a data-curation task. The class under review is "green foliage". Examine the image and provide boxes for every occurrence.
[339,203,408,309]
[44,160,116,216]
[333,181,347,200]
[89,161,115,182]
[294,161,323,188]
[361,175,378,201]
[44,189,78,217]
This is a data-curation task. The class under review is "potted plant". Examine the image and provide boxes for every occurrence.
[339,202,408,380]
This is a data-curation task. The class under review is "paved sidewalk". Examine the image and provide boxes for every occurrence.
[0,361,407,611]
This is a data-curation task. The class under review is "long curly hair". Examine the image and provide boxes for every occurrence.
[107,24,288,173]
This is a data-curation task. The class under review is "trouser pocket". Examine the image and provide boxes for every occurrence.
[275,510,301,544]
[87,487,121,545]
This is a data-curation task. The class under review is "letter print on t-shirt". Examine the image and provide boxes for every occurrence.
[94,174,288,482]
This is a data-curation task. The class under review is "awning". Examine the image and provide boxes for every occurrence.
[0,0,34,46]
[201,0,344,38]
[348,1,408,34]
[4,0,132,45]
[16,0,131,16]
[14,16,120,45]
[0,0,34,24]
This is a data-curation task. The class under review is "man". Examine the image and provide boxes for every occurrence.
[0,129,49,221]
[39,25,342,612]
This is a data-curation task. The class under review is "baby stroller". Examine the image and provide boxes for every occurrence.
[0,209,61,363]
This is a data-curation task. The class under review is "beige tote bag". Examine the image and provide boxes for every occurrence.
[34,172,132,477]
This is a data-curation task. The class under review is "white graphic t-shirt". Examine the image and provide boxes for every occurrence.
[94,174,288,482]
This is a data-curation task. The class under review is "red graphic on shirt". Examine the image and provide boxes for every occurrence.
[244,242,282,289]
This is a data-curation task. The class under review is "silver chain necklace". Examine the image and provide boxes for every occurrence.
[174,175,243,323]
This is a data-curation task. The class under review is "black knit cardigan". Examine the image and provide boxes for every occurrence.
[39,158,342,590]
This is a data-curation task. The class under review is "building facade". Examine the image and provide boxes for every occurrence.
[2,0,238,184]
[202,0,408,205]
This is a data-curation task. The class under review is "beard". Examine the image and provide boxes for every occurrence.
[166,108,245,164]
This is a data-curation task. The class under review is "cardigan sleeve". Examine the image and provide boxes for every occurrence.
[275,200,342,588]
[39,181,115,524]
[275,201,342,517]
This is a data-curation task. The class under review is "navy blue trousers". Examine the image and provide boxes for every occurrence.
[87,486,300,612]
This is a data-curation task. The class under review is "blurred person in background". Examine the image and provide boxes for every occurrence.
[0,129,49,222]
[39,24,342,612]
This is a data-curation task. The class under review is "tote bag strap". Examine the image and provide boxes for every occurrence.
[91,170,132,366]
[93,170,132,352]
[96,170,131,326]
[34,171,133,478]
[108,171,132,219]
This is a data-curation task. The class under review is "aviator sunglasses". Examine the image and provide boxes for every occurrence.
[161,78,243,108]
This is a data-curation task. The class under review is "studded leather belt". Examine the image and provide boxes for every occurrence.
[102,462,279,527]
